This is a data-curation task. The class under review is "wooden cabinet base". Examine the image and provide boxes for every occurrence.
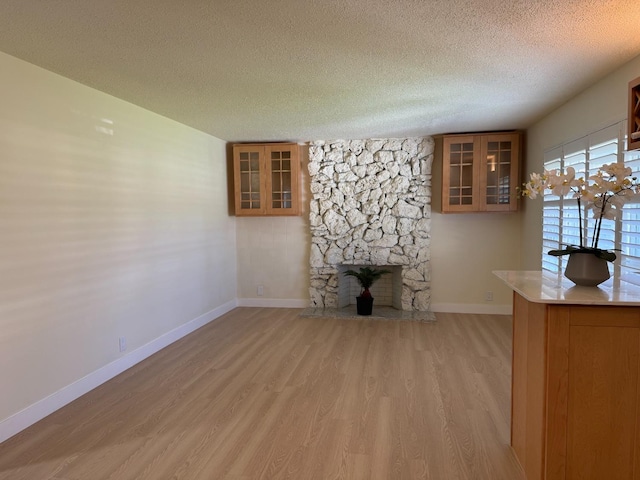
[511,293,640,480]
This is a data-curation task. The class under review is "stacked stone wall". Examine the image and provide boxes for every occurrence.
[308,137,433,311]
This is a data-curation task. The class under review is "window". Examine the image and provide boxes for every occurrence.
[542,121,640,281]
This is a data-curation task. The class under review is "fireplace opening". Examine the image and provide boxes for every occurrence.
[337,265,403,310]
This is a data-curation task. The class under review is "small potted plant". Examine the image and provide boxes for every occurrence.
[343,266,391,315]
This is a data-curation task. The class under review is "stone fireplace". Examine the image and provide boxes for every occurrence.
[308,137,433,313]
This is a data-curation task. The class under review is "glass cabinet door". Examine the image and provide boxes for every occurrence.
[484,140,513,205]
[481,134,519,212]
[265,145,299,215]
[442,136,480,212]
[447,139,475,207]
[269,149,292,210]
[238,149,263,211]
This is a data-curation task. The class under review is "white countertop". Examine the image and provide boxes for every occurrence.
[493,270,640,305]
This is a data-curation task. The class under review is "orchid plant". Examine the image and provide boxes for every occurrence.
[522,162,640,262]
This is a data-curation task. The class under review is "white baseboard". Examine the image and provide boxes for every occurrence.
[0,299,237,444]
[236,298,309,308]
[431,303,513,315]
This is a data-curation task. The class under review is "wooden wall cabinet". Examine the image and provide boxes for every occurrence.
[232,143,301,216]
[628,76,640,151]
[441,132,521,213]
[512,293,640,480]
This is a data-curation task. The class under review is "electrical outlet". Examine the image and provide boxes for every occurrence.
[119,336,127,352]
[485,291,493,302]
[257,285,264,296]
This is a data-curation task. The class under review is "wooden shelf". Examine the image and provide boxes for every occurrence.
[628,76,640,151]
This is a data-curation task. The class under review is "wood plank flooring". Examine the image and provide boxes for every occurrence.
[0,308,525,479]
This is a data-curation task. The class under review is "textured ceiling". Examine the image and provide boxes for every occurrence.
[1,1,640,142]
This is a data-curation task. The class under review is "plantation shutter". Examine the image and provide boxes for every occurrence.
[585,125,620,253]
[541,148,562,273]
[541,120,640,278]
[561,138,587,272]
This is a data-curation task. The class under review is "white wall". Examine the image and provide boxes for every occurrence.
[235,146,310,307]
[0,52,237,440]
[235,216,309,305]
[522,54,640,269]
[430,213,521,314]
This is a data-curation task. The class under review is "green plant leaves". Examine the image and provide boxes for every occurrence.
[547,245,617,262]
[343,267,391,289]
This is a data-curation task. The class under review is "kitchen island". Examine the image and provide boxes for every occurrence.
[495,270,640,480]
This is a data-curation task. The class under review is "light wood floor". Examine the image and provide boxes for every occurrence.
[0,308,525,480]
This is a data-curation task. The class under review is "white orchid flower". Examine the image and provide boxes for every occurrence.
[601,162,632,179]
[548,167,577,196]
[591,201,617,220]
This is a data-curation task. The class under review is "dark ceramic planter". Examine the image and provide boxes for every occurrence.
[356,296,374,315]
[564,252,610,287]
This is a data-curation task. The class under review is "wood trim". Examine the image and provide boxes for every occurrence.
[525,300,548,480]
[511,293,547,480]
[511,292,528,454]
[566,325,640,479]
[635,339,640,480]
[568,305,640,328]
[544,305,571,480]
